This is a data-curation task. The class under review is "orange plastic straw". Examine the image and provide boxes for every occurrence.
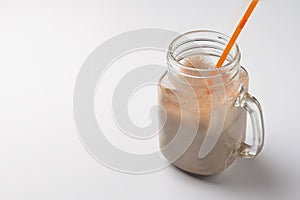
[216,0,259,68]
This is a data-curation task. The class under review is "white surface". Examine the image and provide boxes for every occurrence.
[1,0,300,199]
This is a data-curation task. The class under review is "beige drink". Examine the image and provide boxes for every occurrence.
[159,55,249,175]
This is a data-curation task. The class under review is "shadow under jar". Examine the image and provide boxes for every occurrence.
[158,30,264,175]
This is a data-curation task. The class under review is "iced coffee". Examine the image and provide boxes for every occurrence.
[159,31,264,175]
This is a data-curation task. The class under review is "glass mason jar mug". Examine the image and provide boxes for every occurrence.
[158,30,265,175]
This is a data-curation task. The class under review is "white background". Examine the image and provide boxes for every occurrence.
[1,0,300,199]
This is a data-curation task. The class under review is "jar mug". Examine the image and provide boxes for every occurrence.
[158,30,265,175]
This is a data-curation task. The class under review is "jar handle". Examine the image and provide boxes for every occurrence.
[235,91,265,158]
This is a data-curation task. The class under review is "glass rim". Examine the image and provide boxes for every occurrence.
[167,30,241,73]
